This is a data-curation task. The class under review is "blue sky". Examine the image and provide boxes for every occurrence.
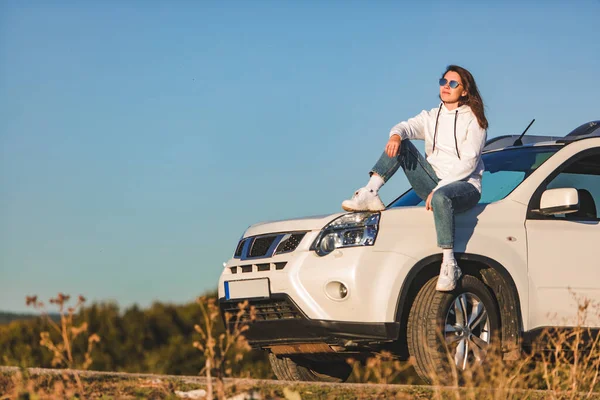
[1,1,598,312]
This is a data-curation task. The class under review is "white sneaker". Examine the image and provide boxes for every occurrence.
[342,187,385,212]
[436,259,462,292]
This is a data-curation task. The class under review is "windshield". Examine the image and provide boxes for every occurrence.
[388,146,561,208]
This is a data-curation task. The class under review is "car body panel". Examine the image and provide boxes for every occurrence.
[218,134,600,351]
[244,213,345,237]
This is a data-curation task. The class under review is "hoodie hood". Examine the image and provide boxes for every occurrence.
[440,103,471,115]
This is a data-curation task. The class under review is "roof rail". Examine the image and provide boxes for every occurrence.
[483,135,560,151]
[558,120,600,142]
[565,120,600,136]
[484,120,600,151]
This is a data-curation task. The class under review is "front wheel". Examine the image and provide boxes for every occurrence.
[407,274,500,384]
[268,353,352,382]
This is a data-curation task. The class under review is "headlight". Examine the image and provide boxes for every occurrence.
[312,212,380,256]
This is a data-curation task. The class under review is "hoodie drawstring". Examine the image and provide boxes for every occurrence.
[453,110,460,159]
[432,104,461,160]
[432,104,442,154]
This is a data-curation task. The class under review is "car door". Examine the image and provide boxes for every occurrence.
[526,148,600,329]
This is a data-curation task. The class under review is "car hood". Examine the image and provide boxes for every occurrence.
[244,212,346,237]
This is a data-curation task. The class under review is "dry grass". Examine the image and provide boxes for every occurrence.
[11,293,101,398]
[345,294,600,400]
[347,351,416,385]
[4,293,599,399]
[193,296,255,400]
[0,369,189,399]
[4,367,597,399]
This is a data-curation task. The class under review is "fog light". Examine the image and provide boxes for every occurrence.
[339,284,348,298]
[325,281,349,301]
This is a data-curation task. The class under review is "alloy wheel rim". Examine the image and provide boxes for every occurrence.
[444,292,491,370]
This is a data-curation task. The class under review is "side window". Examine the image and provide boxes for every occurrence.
[546,152,600,220]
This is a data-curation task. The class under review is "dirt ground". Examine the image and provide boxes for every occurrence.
[1,366,596,400]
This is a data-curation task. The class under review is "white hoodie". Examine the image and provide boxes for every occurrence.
[389,103,487,193]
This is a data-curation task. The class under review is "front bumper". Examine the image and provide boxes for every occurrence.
[219,244,417,323]
[218,294,400,348]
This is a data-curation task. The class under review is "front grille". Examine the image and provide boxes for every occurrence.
[275,233,305,254]
[275,262,286,270]
[229,261,287,274]
[257,263,270,272]
[241,265,252,273]
[232,231,307,260]
[249,236,277,258]
[221,297,303,322]
[234,239,245,257]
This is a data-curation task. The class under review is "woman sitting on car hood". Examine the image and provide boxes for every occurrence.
[342,64,488,292]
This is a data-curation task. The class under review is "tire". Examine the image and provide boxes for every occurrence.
[268,352,352,382]
[407,274,500,384]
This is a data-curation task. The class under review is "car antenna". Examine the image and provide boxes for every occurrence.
[513,119,535,146]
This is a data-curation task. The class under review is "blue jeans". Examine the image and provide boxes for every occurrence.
[371,140,480,249]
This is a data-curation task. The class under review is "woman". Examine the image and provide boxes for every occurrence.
[342,65,488,292]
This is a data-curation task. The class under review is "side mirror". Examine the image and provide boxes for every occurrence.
[536,188,579,215]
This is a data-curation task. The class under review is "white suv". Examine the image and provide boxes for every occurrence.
[218,121,600,383]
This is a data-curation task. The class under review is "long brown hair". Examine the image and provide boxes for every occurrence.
[442,65,488,130]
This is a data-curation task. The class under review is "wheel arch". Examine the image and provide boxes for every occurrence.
[392,253,523,360]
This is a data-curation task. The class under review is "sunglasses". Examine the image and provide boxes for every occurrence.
[439,78,462,89]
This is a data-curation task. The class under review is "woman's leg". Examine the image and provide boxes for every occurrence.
[371,140,439,200]
[431,182,481,249]
[342,140,439,211]
[432,181,481,291]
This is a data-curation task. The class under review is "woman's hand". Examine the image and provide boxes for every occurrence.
[425,192,434,211]
[385,135,401,158]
